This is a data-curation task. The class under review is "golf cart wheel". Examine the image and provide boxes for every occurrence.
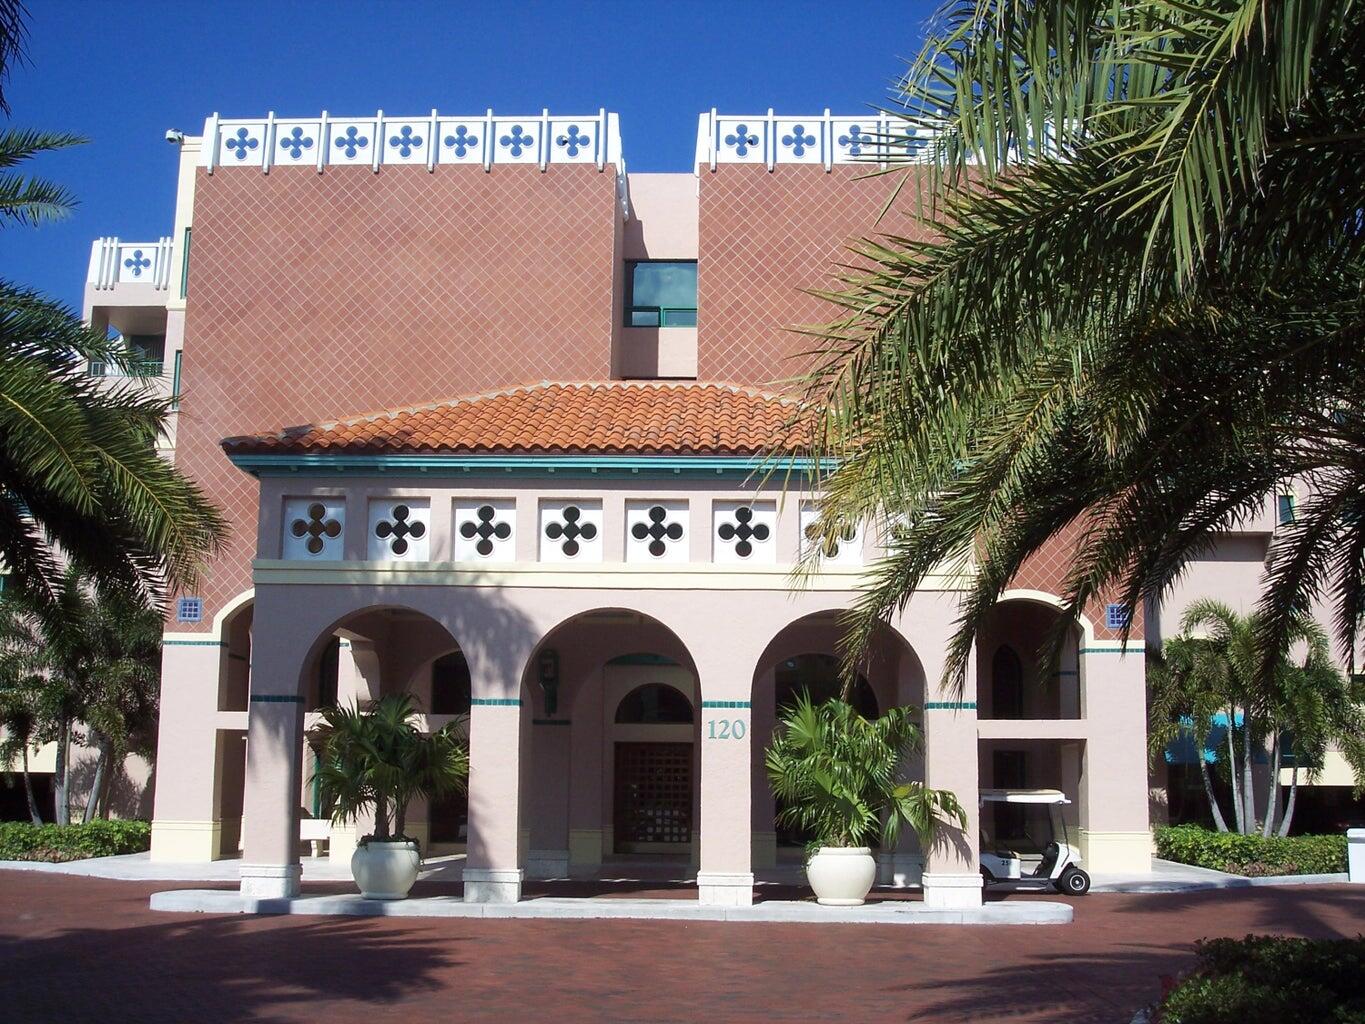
[980,867,996,887]
[1057,867,1090,895]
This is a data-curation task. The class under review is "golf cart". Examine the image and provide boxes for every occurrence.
[979,788,1090,895]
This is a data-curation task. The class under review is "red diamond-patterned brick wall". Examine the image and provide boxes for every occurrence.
[696,163,932,386]
[1013,520,1145,641]
[176,163,619,627]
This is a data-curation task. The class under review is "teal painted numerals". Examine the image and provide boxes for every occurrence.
[706,717,747,740]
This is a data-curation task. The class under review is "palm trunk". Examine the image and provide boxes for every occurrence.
[1261,732,1281,839]
[1198,758,1230,832]
[1278,763,1300,837]
[82,734,111,824]
[394,800,407,841]
[373,795,390,841]
[53,717,71,826]
[20,744,41,824]
[1241,714,1257,834]
[1227,709,1244,833]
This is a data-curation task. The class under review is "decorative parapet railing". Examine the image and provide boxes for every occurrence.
[694,109,929,171]
[87,237,174,290]
[200,109,623,174]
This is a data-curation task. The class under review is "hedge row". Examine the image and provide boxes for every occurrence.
[1154,824,1347,876]
[0,820,152,862]
[1158,935,1365,1023]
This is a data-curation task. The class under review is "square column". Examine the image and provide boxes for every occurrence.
[1079,646,1152,872]
[698,695,753,907]
[150,640,228,861]
[921,648,982,909]
[239,692,306,898]
[464,699,524,903]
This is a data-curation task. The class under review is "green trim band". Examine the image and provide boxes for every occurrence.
[228,453,832,480]
[164,639,226,647]
[701,700,751,709]
[924,701,977,710]
[471,697,521,707]
[533,718,572,726]
[250,694,304,704]
[1080,647,1143,655]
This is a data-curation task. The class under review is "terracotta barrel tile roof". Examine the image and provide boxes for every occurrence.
[222,381,812,458]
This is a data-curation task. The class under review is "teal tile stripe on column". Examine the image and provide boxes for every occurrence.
[924,701,977,710]
[471,697,521,707]
[700,700,751,709]
[164,639,226,647]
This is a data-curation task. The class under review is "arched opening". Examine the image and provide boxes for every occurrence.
[991,645,1024,720]
[213,595,254,857]
[615,683,694,724]
[774,653,879,719]
[517,610,700,876]
[291,605,471,863]
[751,611,926,872]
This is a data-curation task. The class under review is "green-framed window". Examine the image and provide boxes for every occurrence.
[625,261,697,327]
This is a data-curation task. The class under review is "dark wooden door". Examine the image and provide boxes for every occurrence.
[613,742,693,853]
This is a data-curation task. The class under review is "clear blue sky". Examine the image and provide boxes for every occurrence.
[5,0,941,309]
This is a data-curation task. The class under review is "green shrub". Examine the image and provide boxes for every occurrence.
[0,820,151,862]
[1158,935,1365,1023]
[1155,825,1347,875]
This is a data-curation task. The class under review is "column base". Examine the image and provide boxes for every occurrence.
[150,819,222,862]
[878,852,924,888]
[1079,829,1153,873]
[697,871,754,907]
[240,863,302,899]
[525,849,570,879]
[751,831,777,870]
[921,871,983,909]
[568,828,603,868]
[463,867,523,904]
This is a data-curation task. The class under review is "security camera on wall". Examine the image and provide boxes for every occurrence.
[165,129,185,144]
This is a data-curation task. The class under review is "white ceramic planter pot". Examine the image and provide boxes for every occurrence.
[806,846,877,906]
[351,840,421,900]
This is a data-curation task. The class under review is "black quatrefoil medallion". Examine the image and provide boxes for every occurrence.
[374,504,426,556]
[718,506,770,558]
[631,505,684,557]
[290,502,342,555]
[545,505,597,557]
[460,504,512,556]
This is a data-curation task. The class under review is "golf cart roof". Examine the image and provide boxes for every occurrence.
[979,788,1072,805]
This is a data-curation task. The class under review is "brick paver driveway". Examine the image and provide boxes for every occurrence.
[2,870,1362,1023]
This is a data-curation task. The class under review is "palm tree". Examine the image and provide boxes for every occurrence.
[0,570,163,824]
[799,1,1365,692]
[310,694,469,843]
[1147,598,1361,835]
[0,2,224,614]
[1147,636,1232,833]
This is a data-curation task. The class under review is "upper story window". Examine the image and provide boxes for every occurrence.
[89,333,166,378]
[626,261,697,327]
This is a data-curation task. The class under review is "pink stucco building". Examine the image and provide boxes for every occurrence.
[73,108,1324,908]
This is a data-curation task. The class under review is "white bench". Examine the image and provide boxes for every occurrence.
[299,817,332,858]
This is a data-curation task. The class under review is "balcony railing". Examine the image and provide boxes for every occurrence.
[88,359,166,378]
[695,110,931,171]
[87,237,174,290]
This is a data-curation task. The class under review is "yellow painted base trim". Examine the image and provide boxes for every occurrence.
[151,820,222,863]
[568,828,603,867]
[751,830,777,870]
[1080,829,1153,873]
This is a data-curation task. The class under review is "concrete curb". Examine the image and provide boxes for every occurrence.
[149,888,1074,925]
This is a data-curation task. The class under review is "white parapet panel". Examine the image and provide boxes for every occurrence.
[695,109,931,171]
[200,109,624,179]
[87,236,174,290]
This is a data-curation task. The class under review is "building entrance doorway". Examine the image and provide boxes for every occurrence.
[613,741,693,853]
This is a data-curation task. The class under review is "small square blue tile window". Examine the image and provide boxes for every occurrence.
[1278,493,1296,525]
[176,596,203,623]
[1106,603,1131,630]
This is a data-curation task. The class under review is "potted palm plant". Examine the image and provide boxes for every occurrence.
[310,693,469,900]
[766,693,965,906]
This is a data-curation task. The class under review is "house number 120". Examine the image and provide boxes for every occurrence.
[707,718,747,740]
